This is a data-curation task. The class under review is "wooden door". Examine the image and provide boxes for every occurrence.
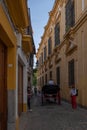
[0,42,7,130]
[18,62,23,116]
[56,67,60,86]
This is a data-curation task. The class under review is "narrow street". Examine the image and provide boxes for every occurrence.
[19,95,87,130]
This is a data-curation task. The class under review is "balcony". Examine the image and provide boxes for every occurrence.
[22,35,33,54]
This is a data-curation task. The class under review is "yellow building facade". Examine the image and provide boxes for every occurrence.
[0,1,34,130]
[36,0,87,108]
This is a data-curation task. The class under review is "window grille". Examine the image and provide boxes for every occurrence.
[48,37,52,55]
[65,0,75,32]
[44,46,47,61]
[50,71,52,79]
[68,59,75,86]
[56,67,60,86]
[54,23,60,46]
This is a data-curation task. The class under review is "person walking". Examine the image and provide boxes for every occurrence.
[70,85,77,109]
[27,87,32,111]
[48,77,54,85]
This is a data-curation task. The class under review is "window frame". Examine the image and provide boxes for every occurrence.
[44,46,47,61]
[56,66,60,86]
[48,37,52,55]
[68,59,75,86]
[49,71,52,79]
[54,23,60,46]
[65,0,75,32]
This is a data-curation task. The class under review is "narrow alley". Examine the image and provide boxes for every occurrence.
[19,95,87,130]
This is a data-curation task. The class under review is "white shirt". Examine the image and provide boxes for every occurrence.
[48,80,54,85]
[70,88,76,96]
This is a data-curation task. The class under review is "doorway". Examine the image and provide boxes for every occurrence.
[0,41,7,130]
[18,61,23,116]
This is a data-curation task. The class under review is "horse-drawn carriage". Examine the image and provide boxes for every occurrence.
[41,84,60,105]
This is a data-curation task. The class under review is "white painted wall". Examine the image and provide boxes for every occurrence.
[82,0,84,11]
[16,33,28,116]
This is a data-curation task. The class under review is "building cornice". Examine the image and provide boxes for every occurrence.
[22,35,33,54]
[74,9,87,32]
[4,0,29,28]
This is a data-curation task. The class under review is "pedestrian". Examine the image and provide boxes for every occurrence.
[27,87,32,111]
[70,85,77,109]
[48,77,54,85]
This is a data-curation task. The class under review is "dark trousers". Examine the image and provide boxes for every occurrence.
[27,97,31,109]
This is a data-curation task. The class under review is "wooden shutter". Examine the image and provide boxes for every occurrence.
[68,59,75,86]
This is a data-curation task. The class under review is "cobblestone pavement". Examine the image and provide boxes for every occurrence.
[19,95,87,130]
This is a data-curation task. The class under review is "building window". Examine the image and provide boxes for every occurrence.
[56,67,60,86]
[49,71,52,79]
[65,0,75,32]
[41,52,43,64]
[39,55,42,66]
[82,0,84,11]
[54,23,60,46]
[45,74,47,84]
[29,54,33,67]
[68,59,75,86]
[48,37,52,55]
[44,46,47,61]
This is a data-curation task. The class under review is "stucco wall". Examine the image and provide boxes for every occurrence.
[37,0,87,107]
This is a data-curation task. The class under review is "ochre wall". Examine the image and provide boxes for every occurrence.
[7,46,16,90]
[37,0,87,107]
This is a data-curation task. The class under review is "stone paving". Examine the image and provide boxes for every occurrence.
[19,95,87,130]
